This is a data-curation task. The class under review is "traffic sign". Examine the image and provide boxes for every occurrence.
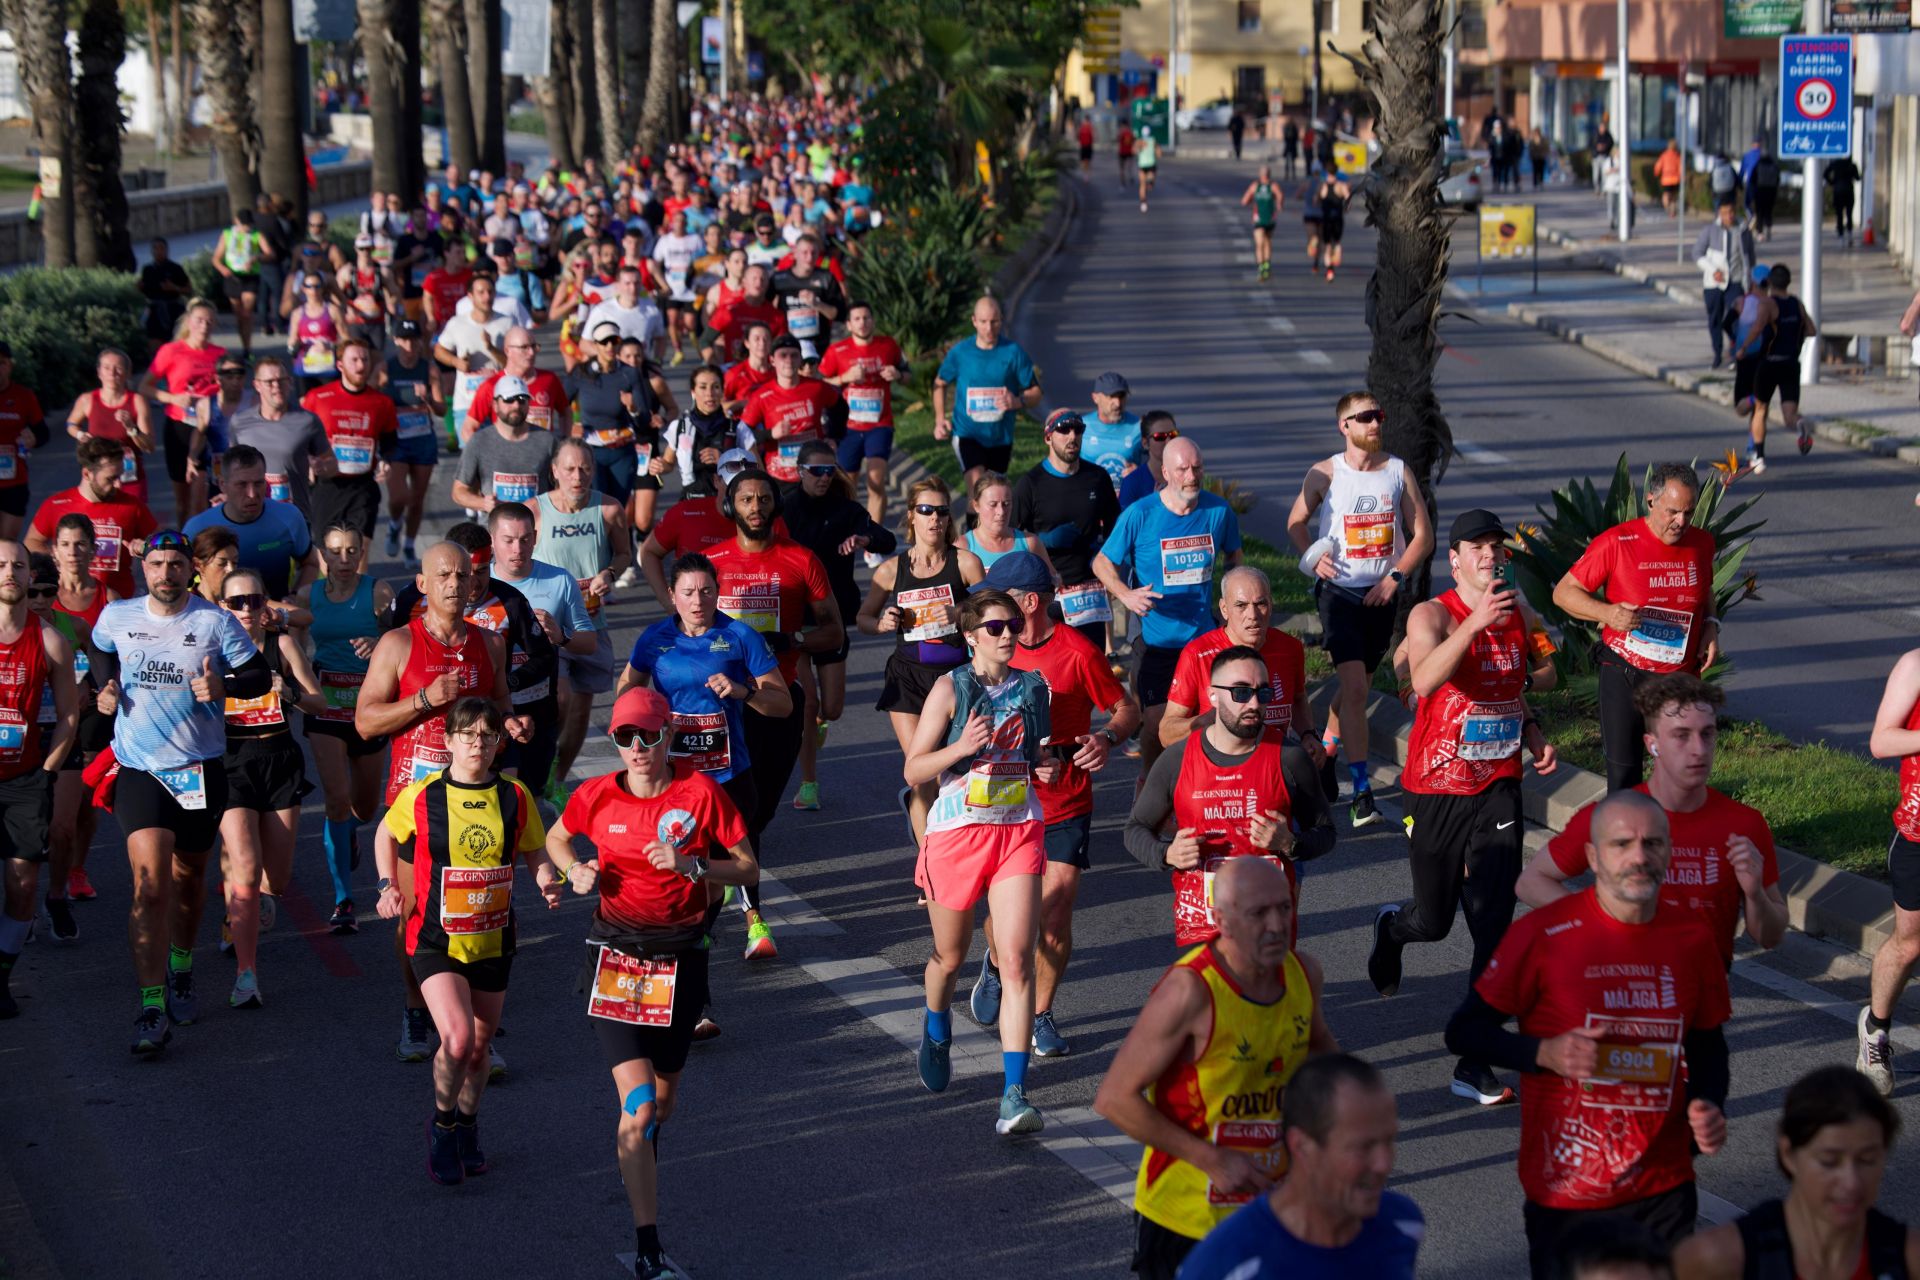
[1779,35,1854,158]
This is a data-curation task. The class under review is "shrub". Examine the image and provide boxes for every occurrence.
[0,267,149,408]
[844,224,985,361]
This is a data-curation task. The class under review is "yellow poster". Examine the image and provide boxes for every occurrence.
[1480,205,1536,259]
[1332,141,1369,176]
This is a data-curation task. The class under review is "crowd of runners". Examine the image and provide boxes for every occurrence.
[0,89,1915,1280]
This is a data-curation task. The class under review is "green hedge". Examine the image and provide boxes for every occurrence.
[0,268,149,409]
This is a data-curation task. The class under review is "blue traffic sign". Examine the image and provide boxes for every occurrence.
[1779,35,1854,158]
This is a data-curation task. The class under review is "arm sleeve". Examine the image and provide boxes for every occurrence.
[1444,991,1544,1076]
[861,512,898,556]
[1682,1026,1731,1109]
[1124,741,1184,872]
[1281,742,1338,863]
[223,649,274,700]
[505,599,558,695]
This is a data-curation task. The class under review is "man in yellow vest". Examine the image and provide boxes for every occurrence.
[1094,857,1339,1280]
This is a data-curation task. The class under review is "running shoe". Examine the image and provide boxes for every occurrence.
[67,869,97,900]
[43,896,77,944]
[488,1041,507,1082]
[219,915,233,957]
[1140,201,1148,213]
[131,1005,171,1055]
[969,958,1002,1027]
[1367,905,1404,998]
[635,1252,677,1280]
[743,910,777,960]
[229,969,263,1009]
[455,1118,489,1175]
[692,1016,721,1042]
[615,565,640,589]
[403,540,418,562]
[1450,1059,1516,1106]
[1325,268,1336,282]
[815,718,830,749]
[995,1084,1044,1135]
[543,775,568,810]
[1350,791,1383,828]
[792,781,820,811]
[397,1008,432,1062]
[329,900,357,935]
[917,1018,952,1093]
[1857,1006,1895,1096]
[427,1120,465,1185]
[385,525,402,559]
[897,785,917,848]
[1031,1011,1071,1057]
[1798,427,1813,456]
[166,968,198,1026]
[258,894,278,934]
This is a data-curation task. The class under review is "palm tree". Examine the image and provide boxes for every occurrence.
[76,0,134,270]
[396,0,426,198]
[1342,0,1453,601]
[917,19,1044,201]
[591,0,623,173]
[568,0,596,166]
[463,0,506,172]
[535,0,579,170]
[2,0,75,267]
[260,0,306,226]
[192,0,262,213]
[620,0,646,141]
[357,0,408,195]
[431,0,479,178]
[635,0,676,155]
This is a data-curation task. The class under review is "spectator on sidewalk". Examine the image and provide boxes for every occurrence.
[1709,152,1739,212]
[1747,148,1782,241]
[1824,156,1860,247]
[1591,117,1615,193]
[1694,203,1756,370]
[1529,128,1551,188]
[1654,140,1684,216]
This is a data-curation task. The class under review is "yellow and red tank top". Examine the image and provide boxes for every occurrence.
[1403,589,1528,796]
[386,771,546,962]
[1135,945,1314,1241]
[1169,734,1295,947]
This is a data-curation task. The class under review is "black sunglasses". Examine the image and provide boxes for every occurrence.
[222,592,267,611]
[800,463,837,477]
[913,503,950,518]
[1048,421,1085,436]
[612,726,669,750]
[27,584,56,599]
[975,618,1016,637]
[1343,409,1385,425]
[1212,683,1277,705]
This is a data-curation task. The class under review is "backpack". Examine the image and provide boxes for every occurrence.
[1754,156,1781,190]
[1734,1198,1908,1280]
[1711,160,1737,195]
[943,665,1051,774]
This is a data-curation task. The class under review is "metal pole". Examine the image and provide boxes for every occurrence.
[1799,0,1823,386]
[1616,0,1631,241]
[1168,0,1179,152]
[1677,80,1686,262]
[719,0,731,99]
[1443,0,1457,132]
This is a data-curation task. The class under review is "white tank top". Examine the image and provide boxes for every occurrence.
[1316,454,1407,588]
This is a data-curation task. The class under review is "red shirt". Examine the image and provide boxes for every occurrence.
[818,335,905,430]
[147,340,226,424]
[1402,590,1529,796]
[738,377,839,482]
[29,487,157,599]
[0,615,52,782]
[1166,626,1307,740]
[1475,889,1731,1211]
[466,369,570,434]
[706,535,831,684]
[564,766,749,931]
[655,496,731,556]
[0,383,45,490]
[422,267,473,328]
[302,380,399,478]
[707,299,787,361]
[1009,622,1127,824]
[1168,735,1297,946]
[1077,121,1095,148]
[1896,696,1920,842]
[723,360,776,406]
[1569,520,1716,674]
[386,618,497,804]
[1546,785,1778,968]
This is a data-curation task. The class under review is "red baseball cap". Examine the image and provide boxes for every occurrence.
[610,686,671,734]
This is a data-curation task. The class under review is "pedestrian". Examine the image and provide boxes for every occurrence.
[1692,202,1755,368]
[1591,116,1615,193]
[1824,154,1860,246]
[1529,127,1551,188]
[1282,116,1301,181]
[1748,146,1781,240]
[1228,109,1246,161]
[1708,151,1739,212]
[1654,139,1683,215]
[1077,117,1095,174]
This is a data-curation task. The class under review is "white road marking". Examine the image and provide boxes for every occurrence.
[1697,1191,1744,1227]
[1262,315,1297,334]
[1732,954,1920,1053]
[1298,349,1332,366]
[1454,441,1514,466]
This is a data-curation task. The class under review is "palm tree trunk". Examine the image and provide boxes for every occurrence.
[620,0,645,140]
[3,0,76,268]
[144,1,172,156]
[259,0,305,225]
[77,0,135,271]
[192,0,262,213]
[1344,0,1453,605]
[463,0,506,173]
[591,0,623,173]
[568,0,596,166]
[396,0,426,198]
[431,0,479,179]
[635,0,676,156]
[357,0,407,195]
[172,0,195,150]
[535,0,578,171]
[236,0,262,129]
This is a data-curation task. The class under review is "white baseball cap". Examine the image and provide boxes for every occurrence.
[492,374,530,399]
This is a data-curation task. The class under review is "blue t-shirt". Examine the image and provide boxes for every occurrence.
[1175,1191,1425,1280]
[1081,411,1144,487]
[1099,490,1241,650]
[495,269,547,314]
[1118,464,1157,510]
[494,562,595,641]
[183,500,312,600]
[628,615,777,783]
[92,595,260,773]
[936,338,1036,447]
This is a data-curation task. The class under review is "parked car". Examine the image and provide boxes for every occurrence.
[1175,98,1234,131]
[1354,138,1482,210]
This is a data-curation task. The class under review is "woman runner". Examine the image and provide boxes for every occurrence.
[139,298,226,520]
[288,273,347,392]
[958,471,1046,574]
[66,348,156,508]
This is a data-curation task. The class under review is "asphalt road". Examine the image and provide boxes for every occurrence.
[3,158,1919,1280]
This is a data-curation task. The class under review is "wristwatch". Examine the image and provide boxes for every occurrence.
[684,856,710,884]
[1388,569,1405,584]
[376,877,392,893]
[1095,728,1119,748]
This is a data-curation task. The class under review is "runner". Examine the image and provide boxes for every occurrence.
[213,566,323,1009]
[1551,462,1719,792]
[1859,643,1920,1096]
[780,440,895,810]
[1287,391,1433,823]
[1013,410,1121,650]
[702,265,787,367]
[738,334,838,492]
[721,322,777,413]
[44,517,115,914]
[664,364,743,503]
[434,275,514,443]
[212,209,272,357]
[1117,120,1137,190]
[376,695,547,1185]
[1519,673,1787,968]
[965,553,1138,1053]
[182,445,320,607]
[138,299,224,521]
[226,355,333,522]
[1728,267,1771,439]
[932,296,1041,501]
[1173,1054,1424,1280]
[0,540,78,1018]
[1092,857,1338,1278]
[1136,130,1159,213]
[1160,566,1320,753]
[1240,164,1284,281]
[652,210,704,363]
[535,438,635,800]
[769,234,846,359]
[566,321,653,511]
[378,319,444,561]
[300,523,395,933]
[582,264,668,363]
[26,437,159,600]
[1093,436,1243,782]
[287,272,348,391]
[1748,263,1818,469]
[858,476,985,848]
[449,376,560,515]
[1311,172,1351,280]
[902,587,1058,1134]
[539,685,758,1280]
[1444,790,1732,1278]
[1368,509,1558,1107]
[302,339,400,538]
[1081,371,1144,491]
[959,471,1046,571]
[92,530,274,1053]
[64,348,154,510]
[1672,1065,1918,1279]
[818,301,908,530]
[488,501,597,805]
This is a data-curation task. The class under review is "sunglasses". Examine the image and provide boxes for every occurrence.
[612,726,669,750]
[1149,428,1181,442]
[913,503,950,518]
[222,592,267,611]
[145,529,191,557]
[1048,421,1085,436]
[974,618,1016,637]
[217,368,248,378]
[1343,409,1385,425]
[27,584,56,599]
[1212,683,1277,705]
[497,394,531,404]
[800,463,837,477]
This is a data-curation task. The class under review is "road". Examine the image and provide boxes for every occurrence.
[2,156,1918,1280]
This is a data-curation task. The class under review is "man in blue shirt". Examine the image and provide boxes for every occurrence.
[1082,370,1145,488]
[933,295,1041,502]
[183,444,318,605]
[1176,1054,1424,1280]
[1093,436,1240,776]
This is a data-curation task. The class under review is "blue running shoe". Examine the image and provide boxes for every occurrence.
[918,1017,952,1094]
[969,957,1001,1027]
[131,1005,171,1056]
[1031,1010,1070,1057]
[427,1120,464,1185]
[996,1084,1044,1135]
[166,968,198,1026]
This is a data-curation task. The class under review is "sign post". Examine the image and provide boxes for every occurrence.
[1781,29,1852,387]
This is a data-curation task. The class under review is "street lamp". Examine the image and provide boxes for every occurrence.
[1617,0,1631,242]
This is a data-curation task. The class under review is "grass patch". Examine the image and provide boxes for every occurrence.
[0,164,39,193]
[1829,418,1892,440]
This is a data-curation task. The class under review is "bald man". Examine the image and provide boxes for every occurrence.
[932,296,1042,499]
[1160,565,1321,759]
[1094,437,1244,779]
[459,326,571,442]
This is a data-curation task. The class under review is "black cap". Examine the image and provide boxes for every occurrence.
[489,237,516,258]
[770,334,803,355]
[393,319,423,338]
[1448,508,1510,547]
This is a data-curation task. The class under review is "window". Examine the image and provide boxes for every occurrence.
[1361,0,1375,30]
[1238,0,1261,32]
[1460,0,1488,49]
[1316,0,1336,32]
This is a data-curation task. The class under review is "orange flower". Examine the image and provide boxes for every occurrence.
[1708,448,1744,485]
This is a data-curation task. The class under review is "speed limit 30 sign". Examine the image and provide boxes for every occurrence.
[1780,35,1853,158]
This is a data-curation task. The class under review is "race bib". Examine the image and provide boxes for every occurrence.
[73,648,90,682]
[897,585,956,642]
[121,448,141,483]
[408,743,451,785]
[1594,1040,1678,1087]
[964,387,1004,424]
[634,441,653,468]
[669,710,732,773]
[1159,534,1215,587]
[1342,510,1395,560]
[1459,699,1523,761]
[316,669,365,724]
[719,586,780,635]
[584,425,634,449]
[667,268,690,296]
[588,947,678,1026]
[372,240,394,265]
[224,689,285,728]
[963,758,1029,823]
[1208,1121,1287,1205]
[266,472,293,504]
[397,410,434,440]
[526,405,555,432]
[768,440,803,483]
[0,454,15,482]
[1199,853,1287,934]
[155,762,208,811]
[846,389,884,424]
[509,648,550,706]
[1623,606,1693,667]
[439,863,513,935]
[299,346,337,377]
[333,434,375,476]
[787,307,820,338]
[0,708,24,762]
[492,471,538,504]
[1058,582,1112,627]
[452,371,490,416]
[92,518,122,577]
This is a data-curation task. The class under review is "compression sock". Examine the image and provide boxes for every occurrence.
[323,819,356,903]
[926,1007,952,1043]
[456,1110,477,1127]
[1867,1011,1893,1033]
[635,1225,661,1259]
[0,916,27,959]
[168,944,193,975]
[434,1107,457,1128]
[1003,1050,1030,1093]
[140,984,165,1010]
[1348,761,1372,795]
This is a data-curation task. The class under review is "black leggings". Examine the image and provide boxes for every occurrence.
[1597,651,1652,793]
[1389,780,1523,996]
[741,683,804,909]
